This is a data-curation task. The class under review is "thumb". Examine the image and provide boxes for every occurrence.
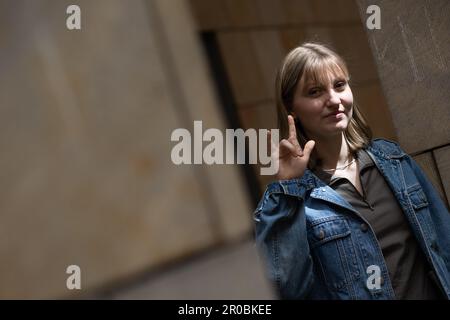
[302,140,316,158]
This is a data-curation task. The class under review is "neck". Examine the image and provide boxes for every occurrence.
[311,133,352,170]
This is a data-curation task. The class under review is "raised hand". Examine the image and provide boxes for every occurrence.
[269,115,315,180]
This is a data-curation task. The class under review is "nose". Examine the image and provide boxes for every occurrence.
[325,89,341,106]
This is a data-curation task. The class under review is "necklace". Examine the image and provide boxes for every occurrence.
[321,157,356,172]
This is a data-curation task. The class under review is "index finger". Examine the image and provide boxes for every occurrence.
[288,115,297,139]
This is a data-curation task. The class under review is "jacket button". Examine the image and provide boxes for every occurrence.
[360,223,369,232]
[317,230,325,240]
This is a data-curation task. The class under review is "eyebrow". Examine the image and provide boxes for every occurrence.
[305,77,347,87]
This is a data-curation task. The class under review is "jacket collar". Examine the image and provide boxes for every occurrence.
[299,138,407,216]
[367,138,407,160]
[303,138,406,193]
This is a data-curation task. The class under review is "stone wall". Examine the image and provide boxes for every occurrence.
[356,0,449,207]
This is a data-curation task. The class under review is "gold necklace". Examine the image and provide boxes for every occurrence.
[321,158,356,172]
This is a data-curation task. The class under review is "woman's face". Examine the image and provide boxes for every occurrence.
[291,70,353,140]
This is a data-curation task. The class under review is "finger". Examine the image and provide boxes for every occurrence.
[302,140,316,158]
[287,116,303,155]
[289,136,303,156]
[288,115,297,140]
[279,139,299,157]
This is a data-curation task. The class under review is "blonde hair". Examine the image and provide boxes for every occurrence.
[275,42,372,169]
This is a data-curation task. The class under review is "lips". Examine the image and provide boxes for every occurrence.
[325,111,344,117]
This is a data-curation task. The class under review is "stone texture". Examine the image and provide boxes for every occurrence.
[357,0,450,153]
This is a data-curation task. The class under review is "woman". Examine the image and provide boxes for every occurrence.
[254,42,450,300]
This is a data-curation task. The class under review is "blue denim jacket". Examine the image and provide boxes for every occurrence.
[254,139,450,299]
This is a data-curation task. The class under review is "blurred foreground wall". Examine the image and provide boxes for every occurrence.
[0,0,272,299]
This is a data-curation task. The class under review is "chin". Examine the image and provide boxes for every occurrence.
[336,123,349,131]
[335,118,350,130]
[309,121,348,138]
[328,120,348,129]
[318,128,345,139]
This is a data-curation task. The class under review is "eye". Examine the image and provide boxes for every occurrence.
[334,80,347,90]
[307,87,322,96]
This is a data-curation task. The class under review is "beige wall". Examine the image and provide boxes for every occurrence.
[0,0,262,298]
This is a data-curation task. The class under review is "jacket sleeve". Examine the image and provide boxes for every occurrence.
[253,178,314,299]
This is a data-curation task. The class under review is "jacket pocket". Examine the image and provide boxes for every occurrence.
[307,217,360,291]
[406,183,429,210]
[406,183,438,246]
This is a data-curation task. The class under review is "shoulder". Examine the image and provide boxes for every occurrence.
[366,138,407,159]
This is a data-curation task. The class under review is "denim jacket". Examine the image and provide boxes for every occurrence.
[254,138,450,299]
